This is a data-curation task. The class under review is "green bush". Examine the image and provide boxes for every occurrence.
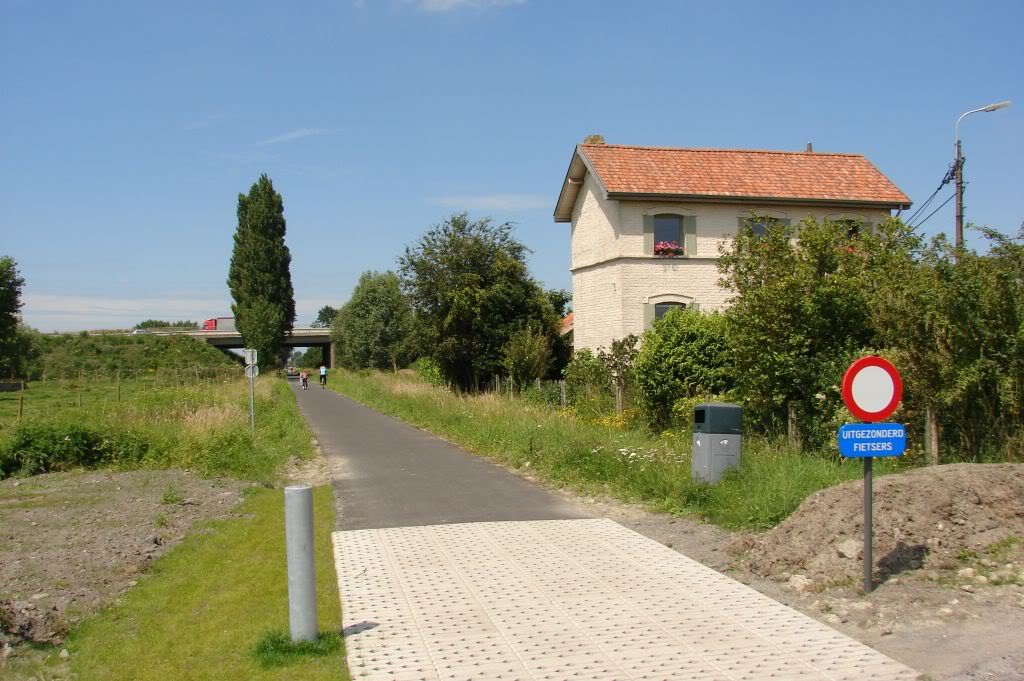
[0,421,149,478]
[635,309,733,430]
[562,350,613,416]
[414,356,445,387]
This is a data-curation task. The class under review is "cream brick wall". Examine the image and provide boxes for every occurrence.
[571,264,622,352]
[568,171,891,351]
[570,173,618,269]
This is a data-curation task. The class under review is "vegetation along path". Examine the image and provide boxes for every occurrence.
[290,379,920,680]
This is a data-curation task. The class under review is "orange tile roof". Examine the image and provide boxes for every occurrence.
[578,144,910,207]
[560,312,573,336]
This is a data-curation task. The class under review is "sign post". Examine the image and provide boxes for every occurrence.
[839,356,904,593]
[244,349,258,432]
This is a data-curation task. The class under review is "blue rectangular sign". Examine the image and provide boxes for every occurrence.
[838,423,906,458]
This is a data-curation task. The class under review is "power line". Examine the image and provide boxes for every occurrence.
[911,193,955,229]
[904,161,957,227]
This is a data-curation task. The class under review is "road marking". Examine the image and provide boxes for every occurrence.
[334,519,918,680]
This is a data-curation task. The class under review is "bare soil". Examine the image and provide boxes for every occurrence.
[557,463,1024,681]
[0,470,246,650]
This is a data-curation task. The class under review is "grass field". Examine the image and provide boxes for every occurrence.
[67,485,348,681]
[0,376,313,483]
[331,370,903,529]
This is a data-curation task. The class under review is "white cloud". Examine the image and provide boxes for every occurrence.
[411,0,525,12]
[255,128,331,147]
[429,193,548,211]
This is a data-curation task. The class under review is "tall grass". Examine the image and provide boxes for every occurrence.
[332,371,901,529]
[0,377,313,483]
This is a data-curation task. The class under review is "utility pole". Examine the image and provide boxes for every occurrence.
[954,138,964,249]
[954,101,1011,249]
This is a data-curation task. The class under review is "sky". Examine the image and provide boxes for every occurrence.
[1,0,1021,331]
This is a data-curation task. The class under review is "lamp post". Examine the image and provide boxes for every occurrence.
[955,100,1010,248]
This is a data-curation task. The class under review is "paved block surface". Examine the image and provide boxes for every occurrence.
[334,518,920,681]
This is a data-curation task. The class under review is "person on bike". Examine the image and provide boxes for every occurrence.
[319,364,327,388]
[300,369,309,390]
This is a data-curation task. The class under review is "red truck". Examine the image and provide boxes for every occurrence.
[201,317,236,331]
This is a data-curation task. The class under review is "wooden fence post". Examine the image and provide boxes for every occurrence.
[615,383,624,414]
[787,403,800,449]
[117,369,121,403]
[559,380,566,407]
[18,382,24,419]
[926,405,940,466]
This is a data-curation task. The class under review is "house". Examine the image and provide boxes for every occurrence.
[553,136,911,352]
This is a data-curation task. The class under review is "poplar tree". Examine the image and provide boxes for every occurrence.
[227,175,296,368]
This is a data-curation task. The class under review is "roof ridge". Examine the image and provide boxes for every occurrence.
[580,143,864,158]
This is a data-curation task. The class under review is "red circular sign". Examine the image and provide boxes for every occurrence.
[841,356,903,422]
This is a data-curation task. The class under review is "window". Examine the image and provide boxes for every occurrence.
[644,213,696,256]
[740,216,790,239]
[832,218,872,238]
[655,302,686,319]
[654,215,683,252]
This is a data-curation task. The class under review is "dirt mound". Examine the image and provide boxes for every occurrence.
[744,463,1024,587]
[1,470,245,646]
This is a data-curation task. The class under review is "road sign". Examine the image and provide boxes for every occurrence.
[838,423,906,458]
[244,348,258,366]
[245,364,259,379]
[841,356,903,422]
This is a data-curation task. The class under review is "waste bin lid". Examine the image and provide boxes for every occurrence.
[694,402,742,434]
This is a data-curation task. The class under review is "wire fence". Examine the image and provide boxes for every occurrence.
[0,367,248,424]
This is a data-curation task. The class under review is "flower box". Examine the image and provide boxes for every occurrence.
[654,240,685,257]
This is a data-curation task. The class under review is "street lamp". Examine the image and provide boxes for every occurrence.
[955,100,1011,248]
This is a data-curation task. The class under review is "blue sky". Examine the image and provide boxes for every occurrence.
[2,0,1021,331]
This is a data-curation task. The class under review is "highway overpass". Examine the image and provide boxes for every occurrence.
[148,327,336,366]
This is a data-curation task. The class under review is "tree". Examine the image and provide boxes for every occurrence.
[502,326,551,391]
[134,319,197,330]
[717,217,918,447]
[332,271,414,372]
[545,289,573,379]
[0,256,29,377]
[227,175,296,368]
[312,305,338,329]
[398,214,558,391]
[870,225,1024,462]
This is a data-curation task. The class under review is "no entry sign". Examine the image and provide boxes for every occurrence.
[841,356,903,422]
[838,355,905,594]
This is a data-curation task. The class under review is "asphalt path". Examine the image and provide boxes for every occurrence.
[288,378,588,530]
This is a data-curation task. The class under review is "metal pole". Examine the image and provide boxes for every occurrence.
[284,486,318,642]
[249,374,255,432]
[863,457,873,593]
[954,139,963,249]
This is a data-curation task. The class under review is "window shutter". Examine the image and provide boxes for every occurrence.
[683,216,697,257]
[643,215,654,255]
[643,303,654,330]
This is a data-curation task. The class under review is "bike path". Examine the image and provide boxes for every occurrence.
[290,379,920,681]
[289,379,587,530]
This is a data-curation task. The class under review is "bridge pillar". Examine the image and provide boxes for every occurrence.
[329,342,336,369]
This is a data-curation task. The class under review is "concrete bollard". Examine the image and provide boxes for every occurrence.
[284,486,318,642]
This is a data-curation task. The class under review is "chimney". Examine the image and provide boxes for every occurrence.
[805,142,814,152]
[583,134,605,145]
